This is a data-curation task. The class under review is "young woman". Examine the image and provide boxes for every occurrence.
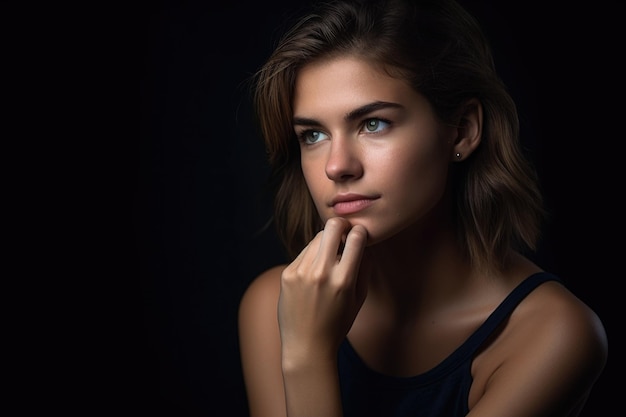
[238,0,608,416]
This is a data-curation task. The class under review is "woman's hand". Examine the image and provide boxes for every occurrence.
[278,217,368,367]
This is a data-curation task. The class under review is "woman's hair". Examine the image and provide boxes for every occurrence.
[251,0,545,272]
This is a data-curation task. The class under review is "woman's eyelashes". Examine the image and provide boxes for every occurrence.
[298,129,329,145]
[296,118,392,145]
[363,118,391,133]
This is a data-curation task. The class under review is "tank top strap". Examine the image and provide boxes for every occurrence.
[466,271,562,349]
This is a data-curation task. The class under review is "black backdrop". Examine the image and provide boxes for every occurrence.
[139,1,622,415]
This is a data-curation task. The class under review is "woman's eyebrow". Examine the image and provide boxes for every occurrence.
[293,116,320,127]
[293,101,403,127]
[345,101,403,121]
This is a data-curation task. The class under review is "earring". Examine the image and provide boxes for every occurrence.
[455,152,462,159]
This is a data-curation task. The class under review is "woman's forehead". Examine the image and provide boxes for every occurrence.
[293,56,415,115]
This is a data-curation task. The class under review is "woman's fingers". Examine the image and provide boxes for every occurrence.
[315,217,352,267]
[336,224,368,303]
[278,219,369,355]
[337,224,367,272]
[342,224,368,255]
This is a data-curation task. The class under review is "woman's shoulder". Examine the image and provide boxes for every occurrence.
[470,272,608,413]
[242,264,286,296]
[238,264,287,322]
[495,270,608,370]
[518,275,607,352]
[502,257,606,354]
[238,265,289,416]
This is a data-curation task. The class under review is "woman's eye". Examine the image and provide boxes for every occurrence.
[299,130,329,145]
[363,118,390,133]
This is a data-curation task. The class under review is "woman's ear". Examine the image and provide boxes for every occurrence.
[450,98,482,162]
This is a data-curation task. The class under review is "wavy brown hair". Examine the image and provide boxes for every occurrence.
[251,0,545,272]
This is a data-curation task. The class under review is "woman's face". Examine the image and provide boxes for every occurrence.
[292,56,456,245]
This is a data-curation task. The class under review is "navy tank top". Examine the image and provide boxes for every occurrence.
[337,272,561,417]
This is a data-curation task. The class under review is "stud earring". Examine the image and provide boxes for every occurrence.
[455,152,462,159]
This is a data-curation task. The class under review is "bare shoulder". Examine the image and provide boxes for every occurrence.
[471,277,608,416]
[239,264,286,326]
[518,279,608,364]
[238,265,289,417]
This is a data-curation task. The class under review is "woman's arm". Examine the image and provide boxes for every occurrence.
[239,218,368,417]
[238,265,287,417]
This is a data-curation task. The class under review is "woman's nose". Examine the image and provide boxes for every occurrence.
[324,137,363,182]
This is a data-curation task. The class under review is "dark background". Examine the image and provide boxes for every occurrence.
[139,1,623,415]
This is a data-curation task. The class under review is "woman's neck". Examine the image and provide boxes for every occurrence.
[357,214,479,319]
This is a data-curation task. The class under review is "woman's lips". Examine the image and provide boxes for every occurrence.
[331,195,378,215]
